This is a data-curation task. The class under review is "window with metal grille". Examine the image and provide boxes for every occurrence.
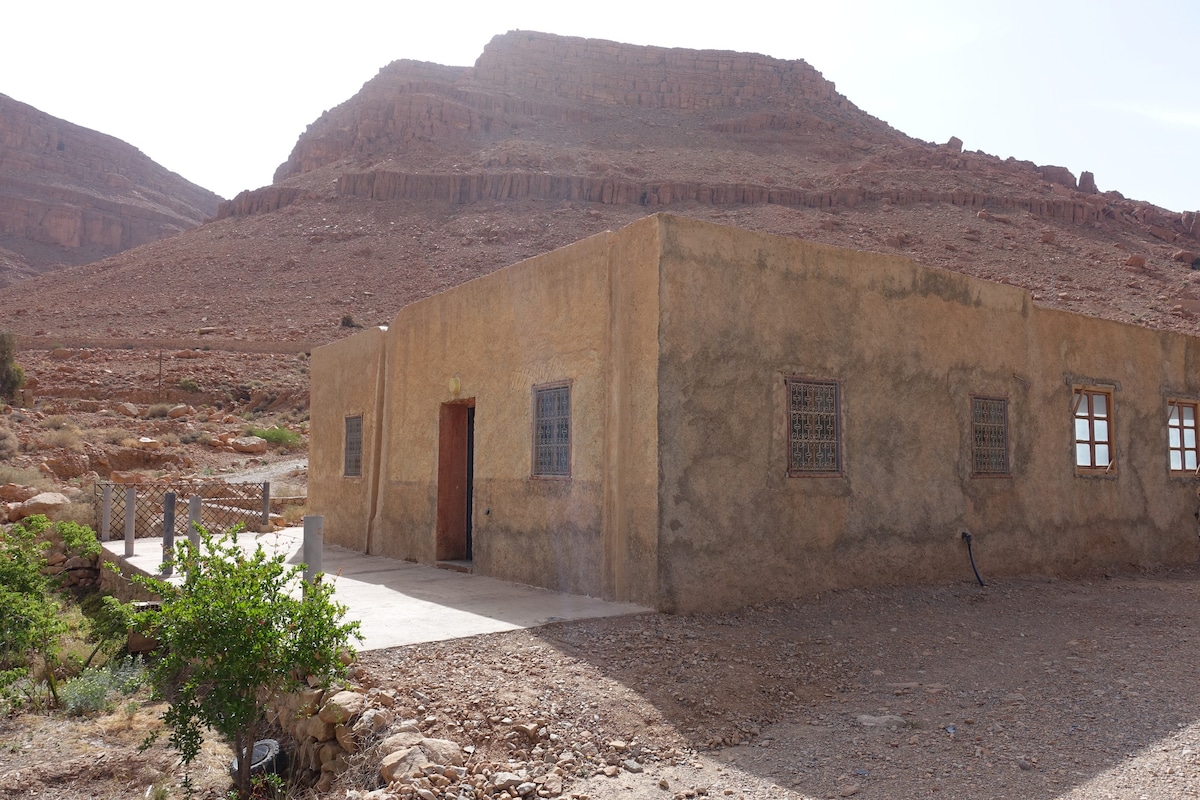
[787,378,841,475]
[344,415,363,477]
[533,383,570,477]
[971,396,1010,476]
[1168,400,1199,474]
[1073,387,1114,474]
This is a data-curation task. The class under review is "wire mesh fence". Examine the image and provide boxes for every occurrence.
[94,480,269,540]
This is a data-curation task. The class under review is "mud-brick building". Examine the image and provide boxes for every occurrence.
[309,214,1200,612]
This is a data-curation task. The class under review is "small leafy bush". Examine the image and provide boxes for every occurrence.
[106,655,146,694]
[178,377,200,393]
[40,415,73,430]
[59,668,113,715]
[58,657,145,716]
[0,515,65,705]
[246,426,301,449]
[56,520,101,559]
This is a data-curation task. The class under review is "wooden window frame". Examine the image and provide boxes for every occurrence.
[970,395,1011,478]
[1073,386,1115,476]
[786,376,843,477]
[1167,399,1200,476]
[343,414,363,478]
[532,381,572,479]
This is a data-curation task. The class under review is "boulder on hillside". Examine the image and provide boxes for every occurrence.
[231,436,268,454]
[11,492,71,521]
[0,483,39,503]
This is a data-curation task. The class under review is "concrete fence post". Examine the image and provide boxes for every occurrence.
[124,487,136,558]
[302,515,324,586]
[188,495,202,547]
[261,481,271,531]
[162,492,176,576]
[100,484,112,542]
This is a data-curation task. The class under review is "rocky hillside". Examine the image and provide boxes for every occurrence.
[0,31,1197,351]
[0,93,222,284]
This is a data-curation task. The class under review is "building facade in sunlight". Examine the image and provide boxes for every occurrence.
[309,214,1200,612]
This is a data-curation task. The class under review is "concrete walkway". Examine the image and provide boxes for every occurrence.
[101,528,650,652]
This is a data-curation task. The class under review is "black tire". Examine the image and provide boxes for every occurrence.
[230,738,280,777]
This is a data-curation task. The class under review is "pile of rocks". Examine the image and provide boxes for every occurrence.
[272,684,611,799]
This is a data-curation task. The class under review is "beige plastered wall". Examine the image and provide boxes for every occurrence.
[308,327,387,550]
[653,214,1200,613]
[354,219,661,604]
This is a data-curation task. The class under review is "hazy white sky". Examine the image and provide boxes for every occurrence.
[4,0,1197,212]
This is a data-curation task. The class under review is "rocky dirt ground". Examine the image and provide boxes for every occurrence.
[4,562,1200,800]
[0,346,310,499]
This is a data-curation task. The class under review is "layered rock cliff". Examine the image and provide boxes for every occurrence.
[251,31,1196,246]
[3,31,1198,350]
[0,93,222,282]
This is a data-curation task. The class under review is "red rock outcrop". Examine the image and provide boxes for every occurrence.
[0,93,222,282]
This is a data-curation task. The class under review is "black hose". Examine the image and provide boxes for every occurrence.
[962,530,985,587]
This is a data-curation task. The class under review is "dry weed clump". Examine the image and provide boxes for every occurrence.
[0,423,17,460]
[40,415,74,430]
[43,427,84,452]
[59,501,96,528]
[0,464,54,490]
[144,403,173,419]
[86,427,135,446]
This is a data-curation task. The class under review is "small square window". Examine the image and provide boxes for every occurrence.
[787,378,841,476]
[344,415,363,477]
[533,383,570,478]
[1168,400,1199,475]
[1073,387,1115,474]
[971,396,1010,476]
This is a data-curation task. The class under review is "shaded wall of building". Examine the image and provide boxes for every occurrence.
[308,327,388,551]
[653,215,1200,612]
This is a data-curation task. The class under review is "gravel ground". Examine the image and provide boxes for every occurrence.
[352,563,1200,800]
[4,564,1200,799]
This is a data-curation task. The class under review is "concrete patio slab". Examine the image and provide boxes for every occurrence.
[101,527,650,651]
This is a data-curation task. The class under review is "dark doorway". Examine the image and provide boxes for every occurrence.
[436,400,475,566]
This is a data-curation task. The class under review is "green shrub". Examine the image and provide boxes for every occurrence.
[59,668,113,715]
[56,520,100,559]
[0,515,65,705]
[40,415,73,430]
[134,526,360,798]
[178,377,200,393]
[58,657,145,716]
[246,426,301,449]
